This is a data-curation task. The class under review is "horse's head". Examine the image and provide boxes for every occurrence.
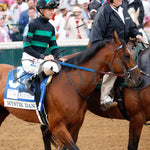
[107,31,142,87]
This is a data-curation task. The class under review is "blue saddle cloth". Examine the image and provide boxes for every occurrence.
[4,66,49,112]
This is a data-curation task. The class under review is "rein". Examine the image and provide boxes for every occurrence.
[58,61,124,77]
[54,45,138,79]
[53,45,137,101]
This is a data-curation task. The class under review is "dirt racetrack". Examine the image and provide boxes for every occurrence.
[0,111,150,150]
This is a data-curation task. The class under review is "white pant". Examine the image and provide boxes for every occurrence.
[22,52,61,74]
[101,74,117,104]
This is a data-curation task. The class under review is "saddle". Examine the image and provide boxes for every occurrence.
[4,67,52,125]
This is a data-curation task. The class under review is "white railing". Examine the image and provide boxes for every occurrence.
[0,39,89,50]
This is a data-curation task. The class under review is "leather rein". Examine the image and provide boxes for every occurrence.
[63,45,138,100]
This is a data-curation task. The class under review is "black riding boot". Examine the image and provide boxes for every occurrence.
[23,71,47,95]
[23,74,39,95]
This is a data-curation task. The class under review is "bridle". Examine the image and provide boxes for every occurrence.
[110,44,138,80]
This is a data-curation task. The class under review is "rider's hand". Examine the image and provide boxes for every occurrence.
[44,55,54,61]
[136,35,144,42]
[59,57,67,62]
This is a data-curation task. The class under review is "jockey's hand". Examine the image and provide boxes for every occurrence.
[136,35,144,43]
[59,57,67,62]
[44,55,54,61]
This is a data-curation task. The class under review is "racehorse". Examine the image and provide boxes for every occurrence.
[0,32,142,150]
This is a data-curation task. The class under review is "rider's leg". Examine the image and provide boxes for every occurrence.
[22,68,54,94]
[23,61,61,94]
[101,74,117,110]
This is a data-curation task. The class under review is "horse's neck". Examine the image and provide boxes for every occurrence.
[86,46,112,72]
[71,47,112,96]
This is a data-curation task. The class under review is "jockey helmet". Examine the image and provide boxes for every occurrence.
[36,0,59,12]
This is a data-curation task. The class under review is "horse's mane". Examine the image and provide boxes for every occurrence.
[64,40,111,68]
[62,39,126,71]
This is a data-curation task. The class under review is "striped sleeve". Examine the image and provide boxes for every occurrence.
[23,21,44,59]
[49,27,59,57]
[49,28,58,49]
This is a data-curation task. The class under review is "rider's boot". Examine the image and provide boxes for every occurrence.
[23,69,53,95]
[22,74,39,95]
[100,95,117,111]
[100,74,118,111]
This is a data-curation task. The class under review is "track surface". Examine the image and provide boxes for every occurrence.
[0,111,150,150]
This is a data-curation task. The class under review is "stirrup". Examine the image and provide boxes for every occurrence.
[100,101,117,111]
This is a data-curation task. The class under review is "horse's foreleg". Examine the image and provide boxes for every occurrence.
[58,127,81,150]
[41,125,52,150]
[52,124,79,150]
[69,119,85,144]
[0,105,9,126]
[57,114,85,150]
[128,116,144,150]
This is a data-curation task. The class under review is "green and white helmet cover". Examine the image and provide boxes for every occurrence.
[36,0,59,11]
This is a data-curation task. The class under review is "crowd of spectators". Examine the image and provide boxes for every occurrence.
[0,0,150,42]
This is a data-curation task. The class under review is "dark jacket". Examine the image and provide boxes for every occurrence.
[23,16,59,59]
[90,2,142,45]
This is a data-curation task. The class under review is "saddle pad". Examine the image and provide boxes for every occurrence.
[4,66,52,112]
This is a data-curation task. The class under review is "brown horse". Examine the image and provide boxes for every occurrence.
[0,32,141,150]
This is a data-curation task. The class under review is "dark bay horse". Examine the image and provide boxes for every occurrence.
[0,32,141,150]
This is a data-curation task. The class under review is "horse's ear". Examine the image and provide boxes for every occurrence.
[113,30,121,45]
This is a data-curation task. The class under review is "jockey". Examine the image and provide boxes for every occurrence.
[21,0,62,94]
[90,0,143,110]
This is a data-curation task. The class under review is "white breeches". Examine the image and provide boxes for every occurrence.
[101,74,117,104]
[22,52,61,74]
